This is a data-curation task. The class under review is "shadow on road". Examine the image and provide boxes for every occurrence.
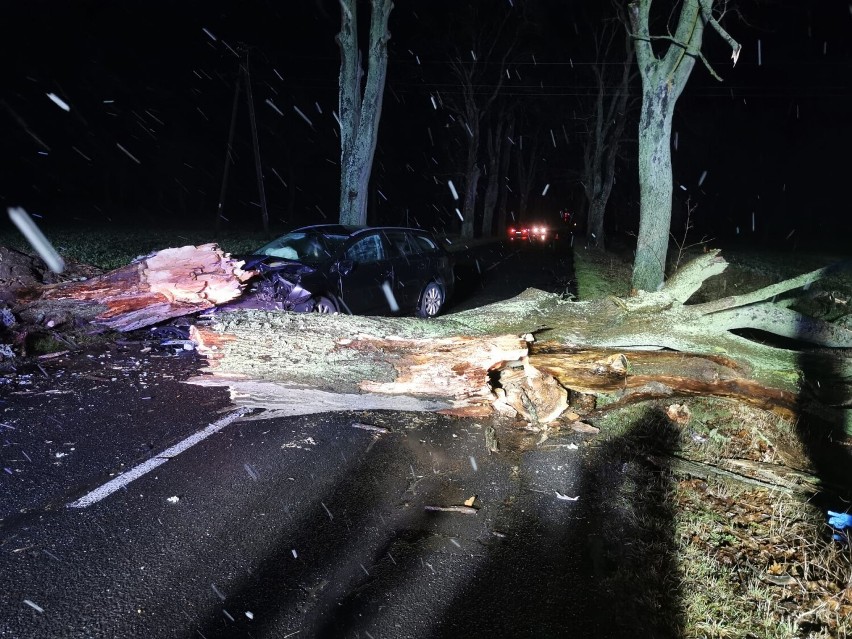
[194,408,685,638]
[425,409,684,639]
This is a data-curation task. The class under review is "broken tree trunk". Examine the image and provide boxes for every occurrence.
[7,244,252,332]
[189,250,851,424]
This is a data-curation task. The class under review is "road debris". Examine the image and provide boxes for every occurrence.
[485,424,499,453]
[555,491,579,501]
[424,505,478,515]
[666,403,692,426]
[351,422,389,434]
[569,421,599,434]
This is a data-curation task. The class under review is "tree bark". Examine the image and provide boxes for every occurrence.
[632,82,679,291]
[337,0,393,226]
[188,251,852,425]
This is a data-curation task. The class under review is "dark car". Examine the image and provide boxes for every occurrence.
[234,225,455,318]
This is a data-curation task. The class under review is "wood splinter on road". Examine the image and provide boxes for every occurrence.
[424,505,479,515]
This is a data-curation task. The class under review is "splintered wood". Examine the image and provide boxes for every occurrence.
[193,323,529,418]
[31,244,253,331]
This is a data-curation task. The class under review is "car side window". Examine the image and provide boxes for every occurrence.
[345,234,385,264]
[410,233,438,254]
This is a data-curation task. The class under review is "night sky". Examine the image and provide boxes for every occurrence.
[1,1,850,250]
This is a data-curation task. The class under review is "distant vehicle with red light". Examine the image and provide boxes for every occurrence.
[507,223,549,243]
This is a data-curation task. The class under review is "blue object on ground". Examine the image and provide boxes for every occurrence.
[828,510,852,530]
[828,510,852,543]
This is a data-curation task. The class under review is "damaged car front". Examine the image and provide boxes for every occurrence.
[227,229,348,313]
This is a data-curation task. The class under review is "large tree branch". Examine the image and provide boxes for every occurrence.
[16,244,252,332]
[710,303,852,348]
[662,0,704,93]
[695,262,852,314]
[698,0,742,65]
[663,249,728,303]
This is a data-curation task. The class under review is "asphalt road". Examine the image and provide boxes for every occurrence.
[0,240,645,639]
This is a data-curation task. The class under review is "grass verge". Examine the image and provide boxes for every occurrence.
[574,246,852,637]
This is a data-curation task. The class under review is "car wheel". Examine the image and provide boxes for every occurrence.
[417,282,444,318]
[312,296,337,314]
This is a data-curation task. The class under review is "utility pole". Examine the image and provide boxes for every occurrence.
[215,47,270,234]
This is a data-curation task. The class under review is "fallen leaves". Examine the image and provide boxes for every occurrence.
[676,478,852,636]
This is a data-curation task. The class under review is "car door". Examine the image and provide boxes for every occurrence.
[337,232,394,315]
[382,230,427,311]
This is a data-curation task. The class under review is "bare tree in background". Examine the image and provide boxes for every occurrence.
[480,103,514,237]
[444,7,514,239]
[628,0,740,291]
[337,0,393,226]
[582,13,634,249]
[495,114,516,236]
[515,126,544,224]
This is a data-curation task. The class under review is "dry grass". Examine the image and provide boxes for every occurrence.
[585,399,852,637]
[676,477,852,638]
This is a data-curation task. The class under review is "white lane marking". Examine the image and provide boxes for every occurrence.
[67,407,251,508]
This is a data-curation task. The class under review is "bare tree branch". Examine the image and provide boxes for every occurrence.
[698,0,742,64]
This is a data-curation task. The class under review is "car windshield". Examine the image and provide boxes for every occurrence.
[255,231,348,265]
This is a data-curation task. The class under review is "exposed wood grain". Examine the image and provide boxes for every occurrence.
[16,244,253,331]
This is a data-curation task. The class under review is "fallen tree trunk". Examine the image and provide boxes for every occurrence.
[189,250,851,424]
[7,244,252,332]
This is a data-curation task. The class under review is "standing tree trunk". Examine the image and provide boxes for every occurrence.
[496,115,515,236]
[516,131,541,222]
[337,0,393,226]
[480,115,505,237]
[444,9,514,239]
[628,0,740,292]
[461,123,481,238]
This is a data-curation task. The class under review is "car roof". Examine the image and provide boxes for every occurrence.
[291,224,436,237]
